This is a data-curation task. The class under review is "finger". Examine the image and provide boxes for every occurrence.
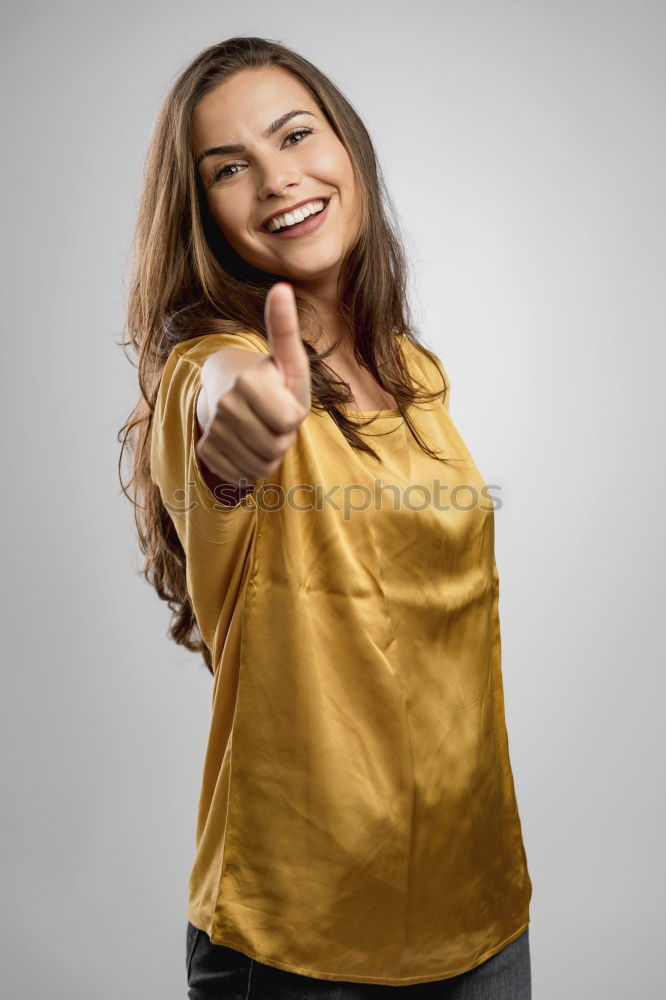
[264,283,312,410]
[234,357,307,434]
[198,389,297,478]
[196,427,284,487]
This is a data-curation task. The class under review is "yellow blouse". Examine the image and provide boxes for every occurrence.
[150,329,532,986]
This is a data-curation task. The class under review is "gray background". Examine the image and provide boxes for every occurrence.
[2,1,664,996]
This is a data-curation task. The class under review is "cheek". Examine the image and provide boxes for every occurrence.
[341,164,360,215]
[209,199,249,242]
[302,141,344,182]
[333,153,358,205]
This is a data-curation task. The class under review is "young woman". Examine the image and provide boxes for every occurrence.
[121,36,533,998]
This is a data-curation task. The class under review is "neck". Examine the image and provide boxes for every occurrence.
[293,275,352,355]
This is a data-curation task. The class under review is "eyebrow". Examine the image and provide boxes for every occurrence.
[194,110,317,170]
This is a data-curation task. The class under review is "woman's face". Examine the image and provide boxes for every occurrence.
[191,66,362,287]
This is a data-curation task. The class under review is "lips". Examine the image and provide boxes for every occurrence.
[261,197,330,232]
[263,197,332,239]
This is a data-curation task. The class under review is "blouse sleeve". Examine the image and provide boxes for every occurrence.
[408,339,451,414]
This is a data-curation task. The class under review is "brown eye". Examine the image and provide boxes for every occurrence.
[283,127,313,145]
[213,162,242,183]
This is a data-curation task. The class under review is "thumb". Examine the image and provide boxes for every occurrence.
[264,282,311,412]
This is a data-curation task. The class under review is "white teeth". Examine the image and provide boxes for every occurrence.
[266,199,326,232]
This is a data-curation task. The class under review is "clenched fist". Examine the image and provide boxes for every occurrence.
[195,282,312,498]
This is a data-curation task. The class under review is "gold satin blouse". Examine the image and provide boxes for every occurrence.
[150,329,532,985]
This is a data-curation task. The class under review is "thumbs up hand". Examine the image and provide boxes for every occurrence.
[195,283,311,495]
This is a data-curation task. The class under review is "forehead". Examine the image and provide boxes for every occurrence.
[191,66,317,146]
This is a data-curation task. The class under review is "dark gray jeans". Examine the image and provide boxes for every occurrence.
[186,922,531,999]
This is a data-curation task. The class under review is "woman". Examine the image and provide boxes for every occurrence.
[121,36,533,998]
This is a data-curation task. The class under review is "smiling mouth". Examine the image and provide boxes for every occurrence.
[263,198,331,234]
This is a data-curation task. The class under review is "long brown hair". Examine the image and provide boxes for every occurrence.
[118,36,451,674]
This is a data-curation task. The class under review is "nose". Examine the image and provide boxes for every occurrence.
[255,157,301,202]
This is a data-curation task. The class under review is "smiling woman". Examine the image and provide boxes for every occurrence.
[119,34,533,998]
